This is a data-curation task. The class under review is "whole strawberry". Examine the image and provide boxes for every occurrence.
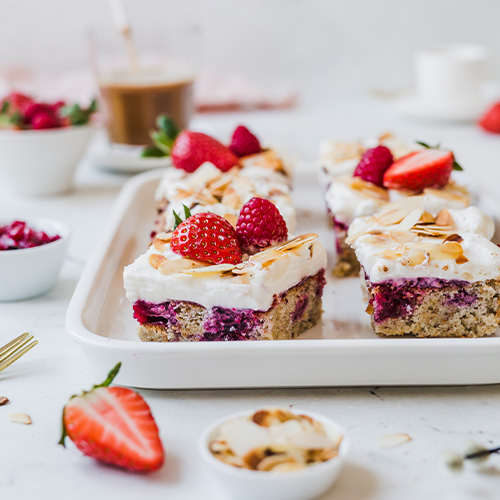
[478,102,500,134]
[171,212,242,265]
[353,145,393,187]
[172,131,239,173]
[31,111,60,129]
[236,197,288,253]
[229,125,262,157]
[59,363,164,473]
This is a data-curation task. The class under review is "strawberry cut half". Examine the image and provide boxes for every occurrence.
[60,363,164,473]
[382,149,454,191]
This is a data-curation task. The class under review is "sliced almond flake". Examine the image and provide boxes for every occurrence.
[435,209,452,227]
[156,231,173,242]
[419,211,435,223]
[152,239,166,252]
[271,462,307,473]
[378,433,411,448]
[172,188,196,200]
[350,177,389,200]
[272,233,318,253]
[456,254,469,264]
[159,259,206,275]
[389,231,417,244]
[379,249,403,260]
[194,189,219,206]
[375,208,408,226]
[361,234,394,247]
[257,455,298,472]
[231,265,254,275]
[181,263,236,275]
[0,396,9,406]
[149,253,166,269]
[406,247,427,266]
[223,213,238,228]
[7,412,31,425]
[250,248,283,265]
[221,192,241,209]
[444,233,463,243]
[425,188,469,204]
[207,175,233,193]
[397,208,424,232]
[428,241,463,261]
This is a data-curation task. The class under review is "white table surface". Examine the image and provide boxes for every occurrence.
[1,92,500,500]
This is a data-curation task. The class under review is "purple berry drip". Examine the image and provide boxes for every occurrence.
[0,220,60,250]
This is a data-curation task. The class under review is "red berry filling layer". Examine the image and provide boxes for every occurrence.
[0,220,61,250]
[368,277,476,324]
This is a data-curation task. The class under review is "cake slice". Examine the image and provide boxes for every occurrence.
[347,205,500,338]
[154,161,296,235]
[319,134,470,277]
[124,201,327,342]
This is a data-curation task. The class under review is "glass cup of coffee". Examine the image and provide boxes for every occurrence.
[89,26,200,146]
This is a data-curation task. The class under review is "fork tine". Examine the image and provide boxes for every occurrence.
[0,339,38,373]
[0,334,34,363]
[0,332,30,356]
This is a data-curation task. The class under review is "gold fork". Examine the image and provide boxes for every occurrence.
[0,332,38,373]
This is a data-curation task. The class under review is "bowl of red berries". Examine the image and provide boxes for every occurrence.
[0,92,96,196]
[0,218,70,301]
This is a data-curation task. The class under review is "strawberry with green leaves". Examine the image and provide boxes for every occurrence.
[142,114,239,173]
[383,141,463,191]
[171,207,242,265]
[59,363,164,473]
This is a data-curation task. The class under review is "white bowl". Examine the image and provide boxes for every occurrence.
[0,218,70,301]
[0,125,92,196]
[199,408,349,500]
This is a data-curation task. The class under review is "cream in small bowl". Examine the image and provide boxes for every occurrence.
[0,218,70,301]
[199,407,348,500]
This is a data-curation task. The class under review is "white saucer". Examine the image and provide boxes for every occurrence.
[90,131,171,174]
[393,82,499,122]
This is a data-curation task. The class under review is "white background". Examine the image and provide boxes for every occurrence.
[1,0,500,95]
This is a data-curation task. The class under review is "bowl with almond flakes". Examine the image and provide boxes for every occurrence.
[199,407,349,500]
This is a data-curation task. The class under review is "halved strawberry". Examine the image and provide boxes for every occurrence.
[382,149,454,191]
[59,363,164,473]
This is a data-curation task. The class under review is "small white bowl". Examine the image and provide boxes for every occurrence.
[0,218,70,301]
[0,125,92,196]
[199,408,349,500]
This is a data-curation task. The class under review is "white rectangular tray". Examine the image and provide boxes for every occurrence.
[66,169,500,388]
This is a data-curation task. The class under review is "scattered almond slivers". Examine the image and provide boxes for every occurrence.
[159,258,207,275]
[209,408,342,473]
[378,433,411,448]
[350,177,389,201]
[7,412,31,425]
[149,254,166,269]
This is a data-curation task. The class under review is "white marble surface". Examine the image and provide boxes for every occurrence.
[1,93,500,500]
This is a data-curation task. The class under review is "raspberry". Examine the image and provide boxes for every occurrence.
[353,145,394,187]
[229,125,262,157]
[236,197,288,253]
[170,213,242,265]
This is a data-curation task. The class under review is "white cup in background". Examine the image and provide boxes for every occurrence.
[415,43,490,112]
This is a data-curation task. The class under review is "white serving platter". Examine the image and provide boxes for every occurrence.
[66,169,500,389]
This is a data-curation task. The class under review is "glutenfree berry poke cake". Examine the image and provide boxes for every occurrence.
[347,203,500,338]
[320,134,470,277]
[124,198,327,342]
[152,123,294,235]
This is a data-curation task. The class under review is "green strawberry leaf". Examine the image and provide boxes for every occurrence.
[416,140,431,149]
[157,114,180,142]
[453,160,463,171]
[141,145,166,158]
[173,204,192,229]
[173,210,184,229]
[61,98,97,126]
[1,100,9,114]
[150,130,173,153]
